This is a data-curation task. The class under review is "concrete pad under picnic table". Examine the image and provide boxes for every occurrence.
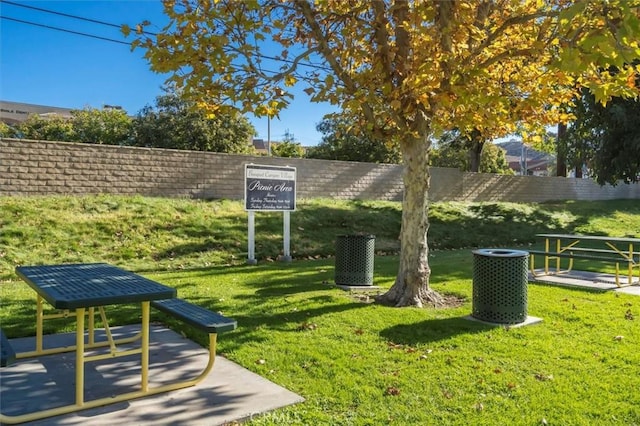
[0,325,304,425]
[529,269,640,292]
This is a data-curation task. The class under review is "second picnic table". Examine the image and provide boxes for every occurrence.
[529,234,640,287]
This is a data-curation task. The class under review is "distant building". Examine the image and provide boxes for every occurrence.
[499,139,555,176]
[0,100,74,125]
[1,101,126,126]
[252,138,270,154]
[252,138,290,156]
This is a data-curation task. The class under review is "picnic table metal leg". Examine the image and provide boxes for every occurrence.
[544,238,550,274]
[1,299,222,424]
[605,242,635,286]
[629,243,634,285]
[36,295,44,353]
[0,329,220,424]
[141,301,150,392]
[88,307,95,346]
[76,307,85,406]
[530,254,542,277]
[17,309,143,360]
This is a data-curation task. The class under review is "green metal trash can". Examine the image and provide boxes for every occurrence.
[335,235,375,286]
[472,249,529,324]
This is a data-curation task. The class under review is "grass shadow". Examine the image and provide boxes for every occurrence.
[379,316,493,346]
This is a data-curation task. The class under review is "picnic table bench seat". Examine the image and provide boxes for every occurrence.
[151,298,237,334]
[1,329,16,367]
[527,249,636,263]
[559,247,640,257]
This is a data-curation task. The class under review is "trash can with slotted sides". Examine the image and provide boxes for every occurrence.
[472,248,529,324]
[335,234,375,286]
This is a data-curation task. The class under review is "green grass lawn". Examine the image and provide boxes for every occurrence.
[1,195,639,425]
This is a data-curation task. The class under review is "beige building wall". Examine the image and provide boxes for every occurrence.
[2,138,639,202]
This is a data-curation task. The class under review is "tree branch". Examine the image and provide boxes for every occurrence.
[294,0,378,126]
[477,48,541,70]
[391,0,410,84]
[372,1,394,81]
[435,0,455,92]
[247,47,320,81]
[466,1,494,52]
[462,9,559,69]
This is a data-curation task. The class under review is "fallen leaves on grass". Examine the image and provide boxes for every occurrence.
[385,386,401,396]
[354,294,371,303]
[297,321,318,331]
[387,342,403,350]
[535,373,554,381]
[419,349,434,360]
[387,342,433,359]
[352,293,377,303]
[386,341,420,354]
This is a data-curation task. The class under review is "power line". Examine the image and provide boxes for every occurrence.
[0,1,331,72]
[0,0,158,35]
[1,16,131,45]
[0,15,285,76]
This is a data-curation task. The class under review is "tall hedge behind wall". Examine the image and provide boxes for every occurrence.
[1,138,639,202]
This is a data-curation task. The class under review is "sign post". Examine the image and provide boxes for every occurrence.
[244,164,297,264]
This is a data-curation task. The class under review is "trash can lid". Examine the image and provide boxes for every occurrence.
[472,248,529,257]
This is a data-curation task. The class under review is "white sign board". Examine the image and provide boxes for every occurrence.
[244,164,297,264]
[245,164,296,211]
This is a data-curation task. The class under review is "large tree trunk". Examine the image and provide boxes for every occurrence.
[556,122,567,177]
[468,130,484,173]
[468,141,485,172]
[376,134,445,308]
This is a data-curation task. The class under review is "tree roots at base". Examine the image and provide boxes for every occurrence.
[375,286,446,308]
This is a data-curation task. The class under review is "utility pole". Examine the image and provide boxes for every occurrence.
[267,116,271,156]
[520,143,528,176]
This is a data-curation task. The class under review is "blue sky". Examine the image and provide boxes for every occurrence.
[0,0,336,146]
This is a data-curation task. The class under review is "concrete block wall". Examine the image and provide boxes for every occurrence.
[459,172,640,202]
[1,138,639,202]
[0,139,405,200]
